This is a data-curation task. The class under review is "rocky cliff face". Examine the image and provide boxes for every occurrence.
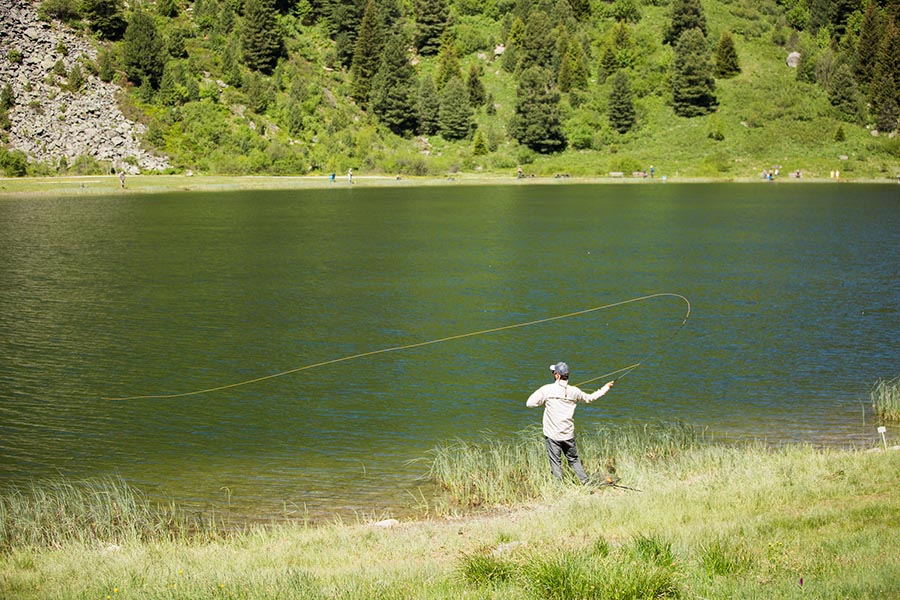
[0,0,170,173]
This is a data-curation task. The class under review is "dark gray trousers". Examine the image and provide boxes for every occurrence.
[545,436,588,484]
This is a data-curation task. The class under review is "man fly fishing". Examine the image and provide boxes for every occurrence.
[526,362,614,484]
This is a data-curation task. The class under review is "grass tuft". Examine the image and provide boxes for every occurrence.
[0,475,223,552]
[872,375,900,421]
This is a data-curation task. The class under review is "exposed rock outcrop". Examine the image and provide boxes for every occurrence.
[0,0,170,173]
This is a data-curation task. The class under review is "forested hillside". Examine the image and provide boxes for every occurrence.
[2,0,900,179]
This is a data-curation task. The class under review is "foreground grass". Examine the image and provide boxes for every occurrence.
[3,427,900,599]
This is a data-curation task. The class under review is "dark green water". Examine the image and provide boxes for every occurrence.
[1,183,898,518]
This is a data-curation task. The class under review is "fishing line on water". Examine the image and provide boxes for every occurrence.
[103,292,691,401]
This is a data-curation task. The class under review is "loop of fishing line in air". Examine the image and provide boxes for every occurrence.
[104,292,691,401]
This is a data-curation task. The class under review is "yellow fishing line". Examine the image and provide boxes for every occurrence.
[104,292,690,401]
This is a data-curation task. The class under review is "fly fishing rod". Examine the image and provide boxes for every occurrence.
[103,292,690,401]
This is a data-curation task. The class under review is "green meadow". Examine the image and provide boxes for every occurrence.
[3,423,900,599]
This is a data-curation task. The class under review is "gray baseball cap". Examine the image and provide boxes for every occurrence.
[549,362,569,376]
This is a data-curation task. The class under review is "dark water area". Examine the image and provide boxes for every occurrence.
[1,182,898,519]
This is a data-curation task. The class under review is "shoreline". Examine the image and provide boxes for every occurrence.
[1,172,897,198]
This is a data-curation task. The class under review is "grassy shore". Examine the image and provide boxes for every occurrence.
[1,171,898,199]
[3,424,900,599]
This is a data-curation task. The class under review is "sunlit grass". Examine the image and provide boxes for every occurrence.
[0,475,223,552]
[3,428,900,599]
[872,375,900,421]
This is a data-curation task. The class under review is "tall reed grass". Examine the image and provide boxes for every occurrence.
[428,422,707,511]
[0,475,222,552]
[872,375,900,421]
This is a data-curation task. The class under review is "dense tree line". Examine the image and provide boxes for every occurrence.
[5,0,900,177]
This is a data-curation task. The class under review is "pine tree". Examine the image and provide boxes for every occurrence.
[598,45,618,83]
[871,23,900,131]
[558,38,588,91]
[122,9,165,88]
[502,17,526,73]
[608,70,635,133]
[434,40,462,91]
[518,10,556,71]
[808,0,831,34]
[325,0,364,67]
[566,0,590,20]
[664,0,707,45]
[0,84,14,111]
[829,63,863,122]
[829,0,859,39]
[81,0,127,40]
[472,129,488,155]
[417,75,441,135]
[371,32,419,135]
[466,63,486,107]
[672,28,717,117]
[509,66,566,153]
[415,0,449,56]
[98,45,116,82]
[243,0,283,73]
[438,76,473,140]
[157,0,178,18]
[350,0,382,104]
[854,2,882,89]
[222,38,244,87]
[714,31,740,78]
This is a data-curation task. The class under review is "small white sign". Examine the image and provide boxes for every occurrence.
[878,426,887,433]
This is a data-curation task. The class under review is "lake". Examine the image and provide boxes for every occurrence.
[1,182,898,519]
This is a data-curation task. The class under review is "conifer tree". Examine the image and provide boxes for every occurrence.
[598,45,618,83]
[157,0,178,18]
[518,10,556,71]
[417,75,441,135]
[671,28,717,117]
[81,0,127,40]
[854,2,882,89]
[222,38,244,87]
[434,40,463,91]
[438,77,473,140]
[415,0,449,56]
[371,32,419,135]
[472,129,488,155]
[829,0,859,39]
[242,0,283,73]
[566,0,590,20]
[714,31,740,78]
[829,63,863,122]
[870,22,900,131]
[807,0,831,33]
[466,63,487,107]
[122,9,165,88]
[350,0,382,104]
[608,70,635,133]
[502,17,526,73]
[664,0,707,45]
[325,0,364,68]
[509,66,566,153]
[558,38,588,91]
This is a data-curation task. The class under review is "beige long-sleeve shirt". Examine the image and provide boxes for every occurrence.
[526,379,612,441]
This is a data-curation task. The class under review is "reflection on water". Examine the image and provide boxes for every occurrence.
[1,183,899,518]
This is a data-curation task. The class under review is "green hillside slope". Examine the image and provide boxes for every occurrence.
[2,0,900,180]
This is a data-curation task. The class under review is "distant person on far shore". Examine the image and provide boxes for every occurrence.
[119,171,125,189]
[348,168,353,183]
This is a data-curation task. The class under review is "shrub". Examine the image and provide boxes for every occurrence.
[0,148,28,176]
